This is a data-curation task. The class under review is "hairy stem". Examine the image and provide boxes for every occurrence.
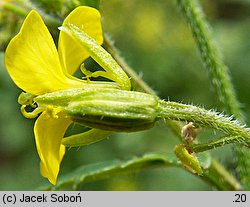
[177,0,250,188]
[158,100,250,146]
[176,0,242,118]
[190,135,244,153]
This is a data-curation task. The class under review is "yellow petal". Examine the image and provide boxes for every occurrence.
[34,111,72,185]
[40,144,65,185]
[58,6,103,75]
[4,10,83,95]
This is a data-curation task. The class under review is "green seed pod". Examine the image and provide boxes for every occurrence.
[65,89,159,131]
[34,88,159,132]
[174,144,203,175]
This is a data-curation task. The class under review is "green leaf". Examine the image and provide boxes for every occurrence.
[40,153,180,190]
[39,152,240,190]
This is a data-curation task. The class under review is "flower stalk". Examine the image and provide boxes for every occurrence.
[190,135,244,153]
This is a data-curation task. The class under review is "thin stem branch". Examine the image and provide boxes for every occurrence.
[103,36,156,95]
[190,135,244,153]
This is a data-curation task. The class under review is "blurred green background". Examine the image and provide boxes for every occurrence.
[0,0,250,190]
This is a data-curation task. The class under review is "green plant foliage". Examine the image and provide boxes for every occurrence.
[1,0,250,190]
[40,153,180,190]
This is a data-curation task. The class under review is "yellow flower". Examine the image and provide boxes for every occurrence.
[4,6,104,185]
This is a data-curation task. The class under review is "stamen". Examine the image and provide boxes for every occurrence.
[80,63,113,82]
[21,105,45,119]
[80,64,92,82]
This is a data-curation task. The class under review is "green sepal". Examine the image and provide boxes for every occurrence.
[62,128,112,147]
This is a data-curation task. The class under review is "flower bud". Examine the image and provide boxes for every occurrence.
[174,144,203,175]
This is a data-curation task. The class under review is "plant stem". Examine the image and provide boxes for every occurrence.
[103,36,156,95]
[3,1,61,27]
[158,100,250,146]
[165,120,184,142]
[190,135,244,153]
[2,2,29,17]
[176,0,242,119]
[177,0,250,189]
[203,159,242,190]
